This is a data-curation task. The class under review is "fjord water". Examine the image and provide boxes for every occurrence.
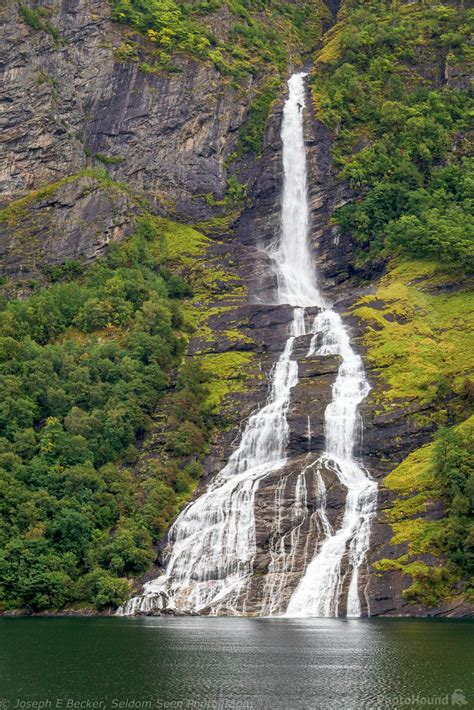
[1,617,473,709]
[121,73,376,616]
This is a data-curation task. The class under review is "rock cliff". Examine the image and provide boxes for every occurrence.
[0,0,471,616]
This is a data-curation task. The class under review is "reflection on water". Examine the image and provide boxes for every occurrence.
[0,617,472,709]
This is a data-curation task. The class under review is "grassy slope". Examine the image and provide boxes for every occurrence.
[373,416,473,607]
[155,218,259,415]
[351,260,473,414]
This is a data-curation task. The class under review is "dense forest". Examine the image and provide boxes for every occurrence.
[0,0,472,613]
[313,1,473,268]
[0,214,219,609]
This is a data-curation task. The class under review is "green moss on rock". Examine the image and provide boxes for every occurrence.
[350,259,474,409]
[198,351,256,412]
[375,417,473,607]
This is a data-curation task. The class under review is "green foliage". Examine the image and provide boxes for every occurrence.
[0,217,219,612]
[375,417,473,606]
[237,78,280,156]
[111,0,214,62]
[351,260,474,409]
[205,175,247,209]
[42,259,84,283]
[110,0,327,151]
[312,1,473,269]
[19,3,43,29]
[357,258,473,607]
[0,169,126,228]
[401,564,459,608]
[433,424,473,576]
[18,3,63,43]
[77,569,130,610]
[0,209,251,612]
[225,175,247,205]
[94,153,124,166]
[375,557,460,608]
[110,0,327,85]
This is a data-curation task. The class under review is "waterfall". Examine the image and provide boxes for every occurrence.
[120,312,305,616]
[284,310,378,617]
[118,72,376,618]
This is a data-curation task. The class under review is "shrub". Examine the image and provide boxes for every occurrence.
[78,569,130,610]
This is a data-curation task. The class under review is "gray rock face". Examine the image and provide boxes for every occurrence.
[160,314,354,617]
[0,0,252,218]
[243,453,350,615]
[0,176,136,280]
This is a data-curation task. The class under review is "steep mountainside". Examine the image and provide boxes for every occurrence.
[306,0,473,614]
[0,0,331,612]
[1,0,330,282]
[0,0,472,615]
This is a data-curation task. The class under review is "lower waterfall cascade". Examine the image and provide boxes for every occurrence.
[119,72,377,618]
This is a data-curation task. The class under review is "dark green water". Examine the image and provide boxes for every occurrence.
[0,617,472,709]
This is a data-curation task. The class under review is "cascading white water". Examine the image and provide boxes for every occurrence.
[273,74,321,308]
[119,72,376,618]
[120,312,305,616]
[285,309,377,617]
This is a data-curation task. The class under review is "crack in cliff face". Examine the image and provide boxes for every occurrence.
[324,0,341,19]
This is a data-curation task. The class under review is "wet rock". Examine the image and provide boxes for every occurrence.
[242,453,349,615]
[287,354,341,454]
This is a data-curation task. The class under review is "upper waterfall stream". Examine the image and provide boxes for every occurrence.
[119,72,377,618]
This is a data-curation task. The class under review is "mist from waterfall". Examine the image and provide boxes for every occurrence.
[118,72,377,618]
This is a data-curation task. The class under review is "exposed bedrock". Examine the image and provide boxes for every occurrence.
[0,176,136,281]
[245,453,350,615]
[0,0,252,216]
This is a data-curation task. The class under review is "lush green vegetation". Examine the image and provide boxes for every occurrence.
[111,0,327,77]
[351,260,474,412]
[236,77,281,156]
[433,422,473,581]
[0,215,245,612]
[374,417,473,607]
[353,259,473,605]
[311,0,473,269]
[329,1,473,606]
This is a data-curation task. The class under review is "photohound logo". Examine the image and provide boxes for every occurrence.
[451,689,468,706]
